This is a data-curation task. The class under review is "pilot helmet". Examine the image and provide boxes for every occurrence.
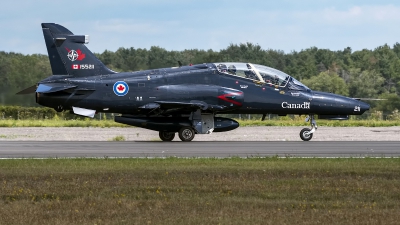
[228,65,236,74]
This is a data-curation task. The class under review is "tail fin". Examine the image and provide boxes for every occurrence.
[41,23,116,76]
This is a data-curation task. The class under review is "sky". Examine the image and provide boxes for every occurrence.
[1,0,400,55]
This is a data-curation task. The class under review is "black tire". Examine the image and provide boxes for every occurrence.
[178,127,195,142]
[300,128,313,141]
[159,131,175,141]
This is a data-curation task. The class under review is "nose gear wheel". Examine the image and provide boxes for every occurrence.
[300,128,313,141]
[300,115,317,141]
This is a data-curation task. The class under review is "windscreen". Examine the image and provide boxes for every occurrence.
[253,64,289,87]
[288,77,310,91]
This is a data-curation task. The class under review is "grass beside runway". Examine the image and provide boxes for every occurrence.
[1,158,400,225]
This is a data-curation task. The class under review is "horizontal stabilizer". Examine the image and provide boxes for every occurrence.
[16,85,37,95]
[36,83,77,93]
[72,107,96,118]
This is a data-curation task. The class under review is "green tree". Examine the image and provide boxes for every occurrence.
[351,49,375,71]
[285,48,318,80]
[373,44,400,93]
[301,71,349,96]
[221,43,265,63]
[375,93,400,116]
[348,69,384,98]
[392,42,400,58]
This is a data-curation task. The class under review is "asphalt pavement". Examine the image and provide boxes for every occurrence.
[0,141,399,158]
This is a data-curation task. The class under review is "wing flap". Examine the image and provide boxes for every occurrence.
[138,101,226,115]
[155,100,208,110]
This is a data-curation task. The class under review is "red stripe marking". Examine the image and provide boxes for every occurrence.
[218,93,242,106]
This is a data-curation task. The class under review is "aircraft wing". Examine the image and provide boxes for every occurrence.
[155,101,208,110]
[138,100,225,115]
[139,101,207,110]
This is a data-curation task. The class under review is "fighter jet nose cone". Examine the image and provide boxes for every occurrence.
[360,101,370,113]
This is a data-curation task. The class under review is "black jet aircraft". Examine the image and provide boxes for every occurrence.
[18,23,370,141]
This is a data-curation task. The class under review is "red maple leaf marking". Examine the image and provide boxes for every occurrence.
[76,49,86,61]
[117,85,125,92]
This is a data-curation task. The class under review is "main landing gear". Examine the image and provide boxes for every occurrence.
[159,131,175,141]
[299,115,317,141]
[159,127,196,142]
[178,127,195,142]
[158,110,212,142]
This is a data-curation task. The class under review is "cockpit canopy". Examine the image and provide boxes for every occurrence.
[214,62,309,91]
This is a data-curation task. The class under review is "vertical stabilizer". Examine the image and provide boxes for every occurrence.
[41,23,116,76]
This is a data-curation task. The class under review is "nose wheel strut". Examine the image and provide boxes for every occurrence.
[300,115,317,141]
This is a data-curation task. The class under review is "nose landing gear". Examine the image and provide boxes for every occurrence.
[300,115,317,141]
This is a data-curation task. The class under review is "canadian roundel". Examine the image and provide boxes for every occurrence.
[113,81,129,96]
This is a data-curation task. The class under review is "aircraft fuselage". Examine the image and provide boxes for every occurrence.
[37,63,368,117]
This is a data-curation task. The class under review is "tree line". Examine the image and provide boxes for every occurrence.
[1,42,400,115]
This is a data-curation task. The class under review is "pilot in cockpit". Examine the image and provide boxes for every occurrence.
[244,70,257,80]
[260,73,272,83]
[244,64,257,79]
[227,65,236,75]
[217,64,227,73]
[273,75,279,85]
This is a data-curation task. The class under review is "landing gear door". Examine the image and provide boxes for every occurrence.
[191,110,214,134]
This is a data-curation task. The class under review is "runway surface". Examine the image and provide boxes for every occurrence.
[0,141,399,158]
